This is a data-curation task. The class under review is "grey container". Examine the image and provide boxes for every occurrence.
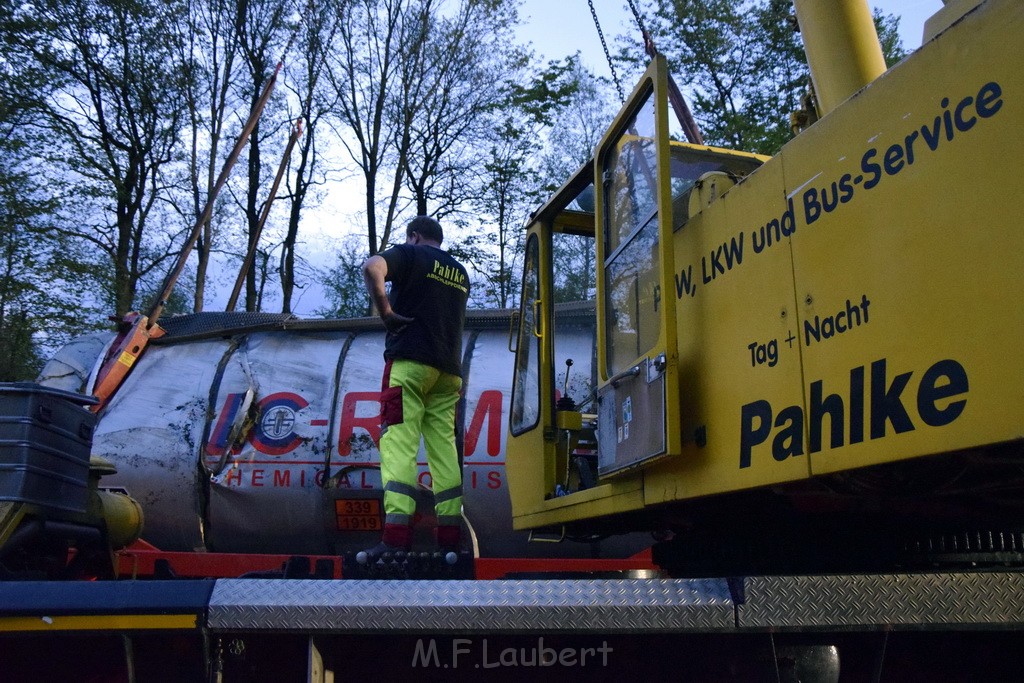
[0,383,98,514]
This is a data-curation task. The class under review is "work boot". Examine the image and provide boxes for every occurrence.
[356,522,412,565]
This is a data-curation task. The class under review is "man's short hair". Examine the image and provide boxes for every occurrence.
[407,215,443,243]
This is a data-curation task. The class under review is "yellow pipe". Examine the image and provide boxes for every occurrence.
[97,490,144,549]
[793,0,887,115]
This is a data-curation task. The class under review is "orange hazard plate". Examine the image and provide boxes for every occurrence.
[335,499,382,531]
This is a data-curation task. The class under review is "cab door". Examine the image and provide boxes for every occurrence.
[594,56,681,476]
[505,228,557,520]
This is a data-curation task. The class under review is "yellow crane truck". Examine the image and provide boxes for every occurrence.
[507,0,1024,576]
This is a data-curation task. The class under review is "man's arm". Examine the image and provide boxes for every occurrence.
[361,254,413,332]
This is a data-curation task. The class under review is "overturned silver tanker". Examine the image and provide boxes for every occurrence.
[38,304,646,559]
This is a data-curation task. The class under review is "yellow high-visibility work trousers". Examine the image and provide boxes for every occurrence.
[379,359,463,528]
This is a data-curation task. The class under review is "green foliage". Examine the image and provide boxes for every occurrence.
[639,0,804,154]
[505,56,582,128]
[640,0,906,156]
[0,89,104,373]
[874,9,907,68]
[1,0,193,319]
[0,311,42,381]
[538,58,616,187]
[316,236,370,319]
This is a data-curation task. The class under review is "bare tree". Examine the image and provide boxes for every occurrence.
[236,0,292,311]
[399,0,521,219]
[1,0,191,317]
[280,0,342,314]
[326,0,412,256]
[539,59,614,304]
[327,0,534,259]
[179,0,243,311]
[453,56,585,309]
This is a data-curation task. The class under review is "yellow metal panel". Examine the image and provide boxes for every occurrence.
[645,158,809,505]
[923,0,985,43]
[783,0,1024,475]
[512,481,646,530]
[507,420,551,525]
[0,614,198,632]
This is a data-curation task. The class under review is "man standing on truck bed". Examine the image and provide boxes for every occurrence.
[358,215,470,563]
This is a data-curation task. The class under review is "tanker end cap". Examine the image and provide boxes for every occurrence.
[90,456,145,549]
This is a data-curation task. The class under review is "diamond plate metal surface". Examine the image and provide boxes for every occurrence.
[207,578,736,632]
[739,572,1024,629]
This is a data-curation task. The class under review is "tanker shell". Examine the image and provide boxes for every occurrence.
[37,307,650,559]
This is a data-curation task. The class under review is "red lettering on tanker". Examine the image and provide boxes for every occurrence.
[206,392,246,457]
[337,391,381,455]
[469,468,503,489]
[219,465,501,490]
[209,389,507,489]
[465,390,503,457]
[337,389,505,459]
[206,391,310,458]
[221,467,334,488]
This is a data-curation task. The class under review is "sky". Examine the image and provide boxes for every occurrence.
[515,0,945,86]
[293,0,947,316]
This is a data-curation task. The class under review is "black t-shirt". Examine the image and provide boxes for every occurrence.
[380,243,469,376]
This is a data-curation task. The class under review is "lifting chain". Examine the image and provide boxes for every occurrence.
[625,0,660,62]
[625,0,649,42]
[586,0,704,144]
[587,0,625,102]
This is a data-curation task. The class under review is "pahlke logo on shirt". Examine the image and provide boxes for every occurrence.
[429,260,468,293]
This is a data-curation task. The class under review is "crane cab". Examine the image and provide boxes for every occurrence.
[506,56,767,533]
